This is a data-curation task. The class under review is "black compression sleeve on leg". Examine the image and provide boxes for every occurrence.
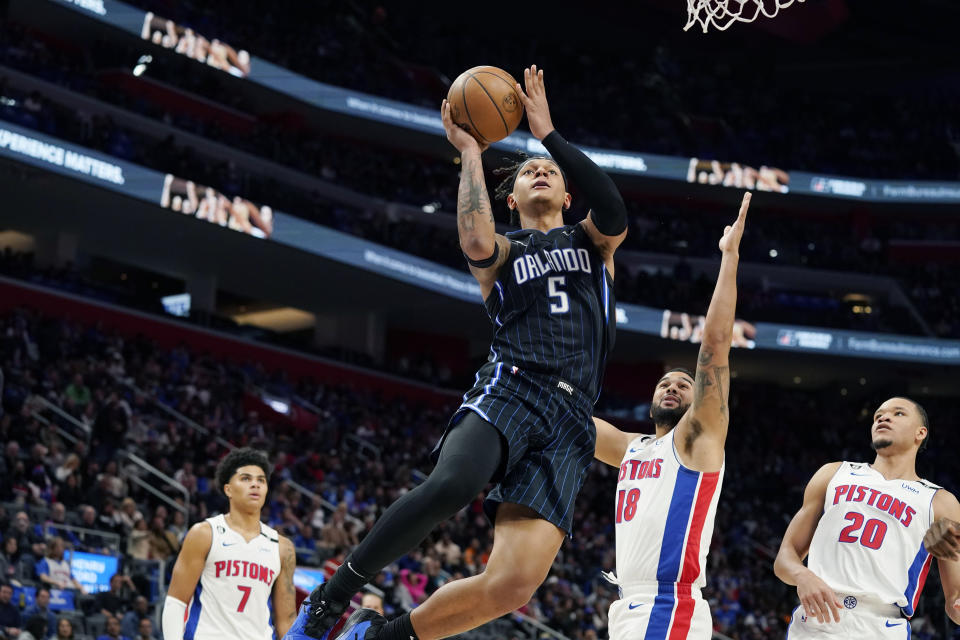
[541,130,627,236]
[325,413,503,604]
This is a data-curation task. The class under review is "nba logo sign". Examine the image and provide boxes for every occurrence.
[811,178,827,192]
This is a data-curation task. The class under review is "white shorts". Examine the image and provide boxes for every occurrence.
[608,584,712,640]
[786,595,909,639]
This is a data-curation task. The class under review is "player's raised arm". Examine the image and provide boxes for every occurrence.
[441,99,509,294]
[162,522,212,640]
[673,192,750,471]
[593,417,641,468]
[272,536,298,638]
[515,65,627,271]
[929,491,960,625]
[774,462,844,625]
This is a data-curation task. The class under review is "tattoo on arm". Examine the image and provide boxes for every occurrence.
[282,543,296,596]
[457,153,493,235]
[693,363,730,417]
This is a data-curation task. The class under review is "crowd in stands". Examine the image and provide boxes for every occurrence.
[2,305,959,639]
[0,11,957,338]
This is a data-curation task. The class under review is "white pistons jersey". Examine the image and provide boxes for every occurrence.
[807,461,939,616]
[185,514,282,640]
[609,428,723,639]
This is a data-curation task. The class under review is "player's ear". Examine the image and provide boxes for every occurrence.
[562,192,571,211]
[506,194,517,211]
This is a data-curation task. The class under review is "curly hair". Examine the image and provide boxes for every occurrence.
[492,153,567,226]
[215,448,271,495]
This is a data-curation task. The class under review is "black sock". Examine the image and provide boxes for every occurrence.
[323,556,372,605]
[376,612,417,640]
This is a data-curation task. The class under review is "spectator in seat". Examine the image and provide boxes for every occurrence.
[145,516,178,561]
[0,583,21,639]
[120,596,149,639]
[95,615,128,640]
[116,499,142,535]
[56,474,84,510]
[132,617,157,640]
[35,538,84,592]
[44,503,80,548]
[21,589,55,637]
[6,512,44,558]
[53,617,75,640]
[15,614,47,640]
[360,592,384,616]
[126,519,150,561]
[64,374,91,410]
[0,539,19,583]
[319,503,355,550]
[77,506,112,553]
[95,574,135,619]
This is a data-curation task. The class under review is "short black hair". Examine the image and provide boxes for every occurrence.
[215,448,271,495]
[24,615,48,638]
[662,367,695,381]
[493,153,568,226]
[899,396,930,452]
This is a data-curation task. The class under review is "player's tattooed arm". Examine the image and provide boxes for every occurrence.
[675,194,748,470]
[440,98,498,263]
[272,536,298,639]
[929,490,960,625]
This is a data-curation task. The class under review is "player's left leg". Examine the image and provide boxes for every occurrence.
[353,503,564,640]
[410,503,565,639]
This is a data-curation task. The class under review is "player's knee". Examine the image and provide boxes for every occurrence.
[422,464,486,513]
[481,570,541,613]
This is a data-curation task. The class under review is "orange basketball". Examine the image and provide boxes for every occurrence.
[447,66,524,145]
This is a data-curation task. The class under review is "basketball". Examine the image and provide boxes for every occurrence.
[446,66,524,145]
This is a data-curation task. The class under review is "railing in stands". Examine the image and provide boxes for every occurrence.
[41,522,122,555]
[117,378,235,452]
[28,395,91,445]
[343,433,381,461]
[119,450,190,518]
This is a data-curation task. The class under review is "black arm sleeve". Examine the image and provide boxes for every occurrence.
[542,130,627,236]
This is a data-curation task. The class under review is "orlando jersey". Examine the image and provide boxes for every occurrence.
[484,223,615,400]
[808,461,939,616]
[184,514,281,640]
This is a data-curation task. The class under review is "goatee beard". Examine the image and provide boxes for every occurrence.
[651,403,686,430]
[871,439,893,451]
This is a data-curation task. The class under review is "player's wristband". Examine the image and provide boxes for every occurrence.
[463,241,500,268]
[162,596,188,640]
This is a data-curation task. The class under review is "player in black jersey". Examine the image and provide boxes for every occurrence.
[284,65,627,640]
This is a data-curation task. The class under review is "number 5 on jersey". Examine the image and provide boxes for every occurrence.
[548,276,568,314]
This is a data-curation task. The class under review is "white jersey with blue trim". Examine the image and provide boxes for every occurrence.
[808,461,939,616]
[185,514,281,640]
[609,428,723,639]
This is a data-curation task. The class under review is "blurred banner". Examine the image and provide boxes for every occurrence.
[44,0,960,204]
[160,174,273,238]
[141,11,251,77]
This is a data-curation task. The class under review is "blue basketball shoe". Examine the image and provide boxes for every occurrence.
[283,584,348,640]
[331,608,387,640]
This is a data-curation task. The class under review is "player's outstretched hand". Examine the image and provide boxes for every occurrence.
[516,65,555,141]
[719,192,750,255]
[924,517,960,560]
[441,99,486,154]
[796,569,842,624]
